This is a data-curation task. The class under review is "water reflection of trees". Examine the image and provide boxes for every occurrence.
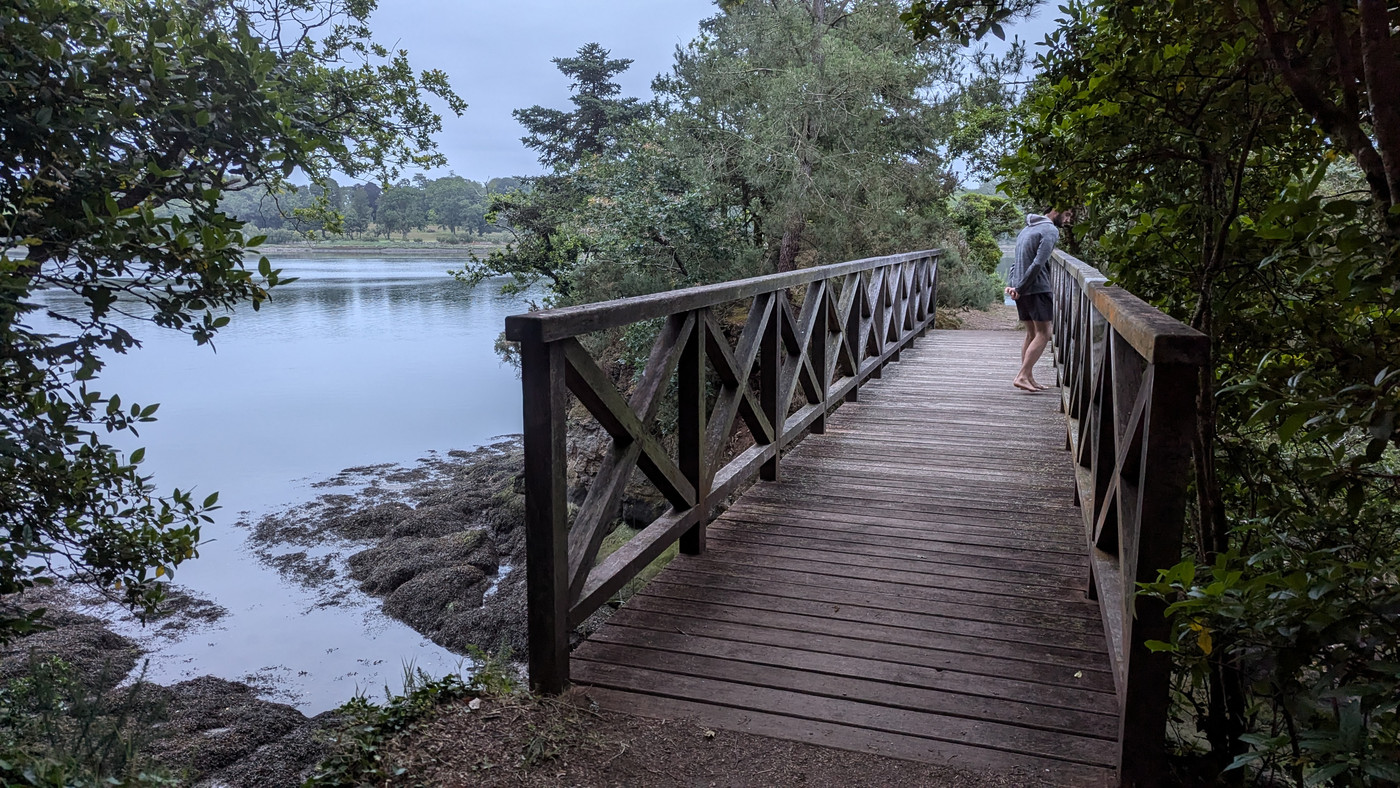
[32,268,533,339]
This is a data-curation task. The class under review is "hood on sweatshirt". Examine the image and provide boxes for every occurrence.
[1026,213,1053,227]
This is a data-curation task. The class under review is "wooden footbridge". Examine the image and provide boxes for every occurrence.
[505,250,1206,786]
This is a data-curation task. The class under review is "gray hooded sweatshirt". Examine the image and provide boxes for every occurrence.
[1011,214,1059,296]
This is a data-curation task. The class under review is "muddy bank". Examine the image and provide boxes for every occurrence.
[0,588,337,787]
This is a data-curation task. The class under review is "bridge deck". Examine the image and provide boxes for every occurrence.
[572,329,1117,785]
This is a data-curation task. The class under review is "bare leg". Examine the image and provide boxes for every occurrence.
[1015,321,1052,391]
[1013,321,1040,391]
[1029,321,1054,389]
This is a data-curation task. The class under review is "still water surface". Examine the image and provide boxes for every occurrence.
[33,258,532,712]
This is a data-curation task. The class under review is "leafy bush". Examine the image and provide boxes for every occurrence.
[1144,541,1400,784]
[0,656,175,787]
[934,246,1001,310]
[951,192,1020,273]
[306,647,519,787]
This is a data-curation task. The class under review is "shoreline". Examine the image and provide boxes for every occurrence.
[1,439,535,786]
[251,243,500,258]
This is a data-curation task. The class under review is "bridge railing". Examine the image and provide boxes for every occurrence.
[505,250,941,693]
[1048,249,1207,783]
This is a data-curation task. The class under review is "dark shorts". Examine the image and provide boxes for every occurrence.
[1016,292,1053,323]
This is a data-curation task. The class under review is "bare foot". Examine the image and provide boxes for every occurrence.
[1013,378,1039,392]
[1029,379,1054,391]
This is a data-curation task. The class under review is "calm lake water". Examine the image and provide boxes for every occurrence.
[31,258,533,712]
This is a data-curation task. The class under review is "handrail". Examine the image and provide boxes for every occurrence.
[1048,248,1207,786]
[507,250,942,693]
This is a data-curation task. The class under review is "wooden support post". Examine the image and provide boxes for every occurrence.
[812,284,829,434]
[519,331,569,695]
[760,296,782,480]
[845,282,862,402]
[1118,363,1198,787]
[679,311,707,554]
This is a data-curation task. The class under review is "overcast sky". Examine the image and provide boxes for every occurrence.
[363,1,1062,184]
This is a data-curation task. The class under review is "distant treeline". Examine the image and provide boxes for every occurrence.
[219,175,525,241]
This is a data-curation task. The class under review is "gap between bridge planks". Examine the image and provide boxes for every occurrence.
[571,329,1118,786]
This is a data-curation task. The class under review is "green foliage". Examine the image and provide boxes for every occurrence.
[467,2,1015,312]
[306,648,519,788]
[375,181,428,240]
[950,192,1019,273]
[0,0,460,638]
[565,123,765,303]
[1143,543,1400,784]
[656,0,966,273]
[900,0,1039,45]
[513,43,649,172]
[425,175,486,236]
[0,657,175,787]
[459,43,648,302]
[934,245,1003,309]
[1005,0,1400,780]
[464,174,592,300]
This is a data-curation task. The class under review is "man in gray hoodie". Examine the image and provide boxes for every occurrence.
[1006,208,1072,392]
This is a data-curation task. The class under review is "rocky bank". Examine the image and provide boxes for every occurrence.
[1,434,661,785]
[245,439,534,658]
[0,589,342,786]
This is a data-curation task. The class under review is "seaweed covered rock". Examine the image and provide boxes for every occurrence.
[0,597,139,694]
[142,675,341,787]
[382,565,489,633]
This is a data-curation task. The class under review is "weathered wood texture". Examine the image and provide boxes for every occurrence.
[507,251,941,693]
[1049,250,1207,786]
[573,331,1118,786]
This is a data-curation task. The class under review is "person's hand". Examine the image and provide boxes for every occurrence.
[1005,287,1019,300]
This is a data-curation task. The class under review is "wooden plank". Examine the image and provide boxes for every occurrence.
[567,313,692,601]
[574,639,1117,737]
[580,622,1115,716]
[579,686,1116,787]
[733,490,1083,528]
[571,660,1118,767]
[608,598,1112,690]
[635,577,1109,663]
[667,554,1101,618]
[718,507,1089,557]
[745,476,1082,512]
[679,310,706,555]
[704,526,1086,580]
[696,541,1090,601]
[650,565,1106,639]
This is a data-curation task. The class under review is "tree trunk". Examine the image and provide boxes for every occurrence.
[777,216,804,272]
[1357,0,1400,207]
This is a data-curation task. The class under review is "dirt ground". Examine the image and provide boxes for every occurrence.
[951,304,1020,331]
[379,690,1050,788]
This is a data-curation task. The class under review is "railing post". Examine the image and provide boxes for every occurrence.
[760,295,782,481]
[519,328,569,695]
[918,255,934,335]
[812,282,829,434]
[1119,363,1199,787]
[679,310,707,554]
[868,271,884,379]
[889,263,904,362]
[844,277,862,402]
[928,254,940,332]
